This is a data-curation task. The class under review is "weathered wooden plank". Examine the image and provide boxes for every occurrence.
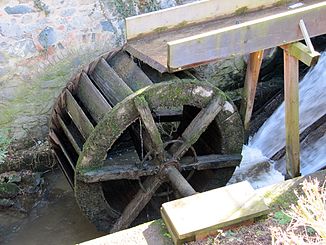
[168,2,326,71]
[165,166,196,197]
[110,176,164,233]
[125,0,282,40]
[76,72,112,123]
[134,96,165,162]
[90,58,133,105]
[107,51,153,91]
[173,96,222,159]
[57,114,82,155]
[240,51,264,136]
[281,42,320,66]
[79,154,241,183]
[161,181,269,243]
[153,108,183,122]
[283,47,300,178]
[49,131,76,171]
[65,90,94,140]
[52,149,74,188]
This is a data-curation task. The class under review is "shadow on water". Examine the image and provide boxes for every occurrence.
[1,170,105,245]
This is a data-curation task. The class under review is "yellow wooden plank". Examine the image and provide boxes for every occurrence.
[240,50,264,135]
[281,42,320,66]
[161,181,269,242]
[126,0,282,40]
[283,47,301,178]
[167,2,326,71]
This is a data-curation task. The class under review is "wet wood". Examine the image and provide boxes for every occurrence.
[125,0,281,39]
[65,90,94,140]
[165,166,196,197]
[76,72,111,123]
[283,47,300,178]
[107,51,153,91]
[173,96,222,159]
[153,108,183,122]
[280,42,320,66]
[134,96,165,162]
[79,154,241,183]
[49,131,76,171]
[90,58,133,105]
[240,50,264,138]
[57,114,82,155]
[110,176,164,233]
[52,149,74,188]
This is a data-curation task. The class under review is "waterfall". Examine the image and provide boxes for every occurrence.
[229,52,326,188]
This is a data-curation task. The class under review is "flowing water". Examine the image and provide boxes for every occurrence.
[230,52,326,188]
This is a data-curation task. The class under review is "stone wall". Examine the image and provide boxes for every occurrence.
[0,0,180,152]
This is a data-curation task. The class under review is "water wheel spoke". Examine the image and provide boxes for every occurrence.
[110,176,164,233]
[173,96,223,159]
[134,96,165,162]
[78,161,159,183]
[180,154,242,171]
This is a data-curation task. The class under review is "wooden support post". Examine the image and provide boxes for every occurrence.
[165,166,196,197]
[240,50,264,141]
[283,46,300,179]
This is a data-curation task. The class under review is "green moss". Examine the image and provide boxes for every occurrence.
[175,21,188,29]
[0,183,19,198]
[235,6,248,15]
[275,0,289,6]
[153,26,169,33]
[273,211,292,225]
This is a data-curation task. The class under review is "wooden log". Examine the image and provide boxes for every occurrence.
[76,72,112,123]
[134,96,165,162]
[280,42,320,66]
[165,166,196,197]
[167,2,326,71]
[240,50,264,139]
[90,58,133,105]
[110,176,164,233]
[125,0,282,40]
[65,90,94,140]
[107,51,153,91]
[283,47,300,178]
[173,96,222,159]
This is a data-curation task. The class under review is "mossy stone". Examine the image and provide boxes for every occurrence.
[0,182,20,198]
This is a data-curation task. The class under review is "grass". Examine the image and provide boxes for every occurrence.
[271,178,326,244]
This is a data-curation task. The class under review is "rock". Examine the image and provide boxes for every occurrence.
[4,5,34,15]
[0,52,6,64]
[0,183,20,198]
[100,20,114,32]
[8,174,22,184]
[0,198,15,208]
[38,27,56,49]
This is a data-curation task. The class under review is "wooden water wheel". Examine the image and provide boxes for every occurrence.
[49,49,244,232]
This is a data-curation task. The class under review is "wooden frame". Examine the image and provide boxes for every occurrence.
[125,0,281,40]
[167,2,326,71]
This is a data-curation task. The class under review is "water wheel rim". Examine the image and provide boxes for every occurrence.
[74,80,243,231]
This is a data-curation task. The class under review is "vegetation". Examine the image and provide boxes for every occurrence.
[271,178,326,244]
[0,130,11,164]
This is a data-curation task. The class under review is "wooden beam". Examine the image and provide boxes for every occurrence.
[283,46,300,179]
[173,97,222,159]
[240,50,264,139]
[280,42,320,66]
[125,0,281,40]
[167,2,326,71]
[65,90,94,140]
[134,96,165,162]
[165,166,196,197]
